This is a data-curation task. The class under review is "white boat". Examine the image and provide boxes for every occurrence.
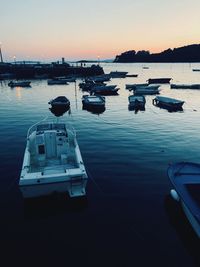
[19,120,88,198]
[128,95,146,110]
[168,162,200,238]
[153,96,184,110]
[8,80,31,87]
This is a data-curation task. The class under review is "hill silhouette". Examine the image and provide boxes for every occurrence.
[114,44,200,62]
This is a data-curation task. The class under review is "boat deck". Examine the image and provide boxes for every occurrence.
[29,156,77,174]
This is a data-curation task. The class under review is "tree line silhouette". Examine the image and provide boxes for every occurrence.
[114,44,200,62]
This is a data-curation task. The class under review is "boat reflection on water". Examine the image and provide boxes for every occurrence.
[153,103,183,113]
[24,193,88,220]
[164,195,200,264]
[128,105,145,114]
[82,105,106,115]
[49,105,71,117]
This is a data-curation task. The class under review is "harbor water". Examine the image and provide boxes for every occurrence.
[0,62,200,266]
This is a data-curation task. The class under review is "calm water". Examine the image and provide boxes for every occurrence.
[1,63,200,266]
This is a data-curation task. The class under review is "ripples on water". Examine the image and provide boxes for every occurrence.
[0,63,200,266]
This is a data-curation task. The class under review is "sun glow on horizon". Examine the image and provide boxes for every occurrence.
[1,0,200,61]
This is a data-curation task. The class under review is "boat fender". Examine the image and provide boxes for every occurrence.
[170,189,180,202]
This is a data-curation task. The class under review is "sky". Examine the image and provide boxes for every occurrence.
[0,0,200,62]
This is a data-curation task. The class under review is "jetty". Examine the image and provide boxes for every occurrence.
[0,60,104,79]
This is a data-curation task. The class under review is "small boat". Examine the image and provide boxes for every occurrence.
[54,76,76,82]
[47,79,68,85]
[8,80,31,87]
[148,78,171,84]
[168,162,200,238]
[91,85,119,95]
[128,95,146,110]
[126,74,138,77]
[134,85,160,95]
[142,66,149,69]
[19,120,88,198]
[82,95,105,108]
[171,84,200,89]
[109,71,128,78]
[125,83,148,90]
[153,96,184,110]
[48,96,70,109]
[192,69,200,72]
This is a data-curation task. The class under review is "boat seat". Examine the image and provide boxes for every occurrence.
[61,153,68,164]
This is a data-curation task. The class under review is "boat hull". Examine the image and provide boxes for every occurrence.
[20,175,87,198]
[168,162,200,238]
[153,96,184,111]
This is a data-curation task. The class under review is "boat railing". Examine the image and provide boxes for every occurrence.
[27,116,76,139]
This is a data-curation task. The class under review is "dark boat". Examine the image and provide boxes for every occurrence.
[109,71,128,78]
[48,96,70,109]
[153,96,184,111]
[148,78,171,84]
[8,80,31,87]
[82,95,105,109]
[90,85,119,95]
[168,162,200,238]
[171,84,200,89]
[128,95,146,110]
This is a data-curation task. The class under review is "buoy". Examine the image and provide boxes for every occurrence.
[170,189,180,201]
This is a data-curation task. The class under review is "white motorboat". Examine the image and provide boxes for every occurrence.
[153,96,184,110]
[168,162,200,238]
[19,120,88,198]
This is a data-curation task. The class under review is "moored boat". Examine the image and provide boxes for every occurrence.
[134,85,160,95]
[171,84,200,89]
[168,162,200,238]
[125,83,148,90]
[91,85,119,95]
[109,71,128,78]
[148,78,171,84]
[47,78,68,85]
[48,96,70,108]
[8,80,31,87]
[19,120,88,198]
[128,95,146,110]
[82,95,105,108]
[153,96,184,110]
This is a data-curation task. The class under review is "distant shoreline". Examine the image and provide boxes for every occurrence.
[114,44,200,63]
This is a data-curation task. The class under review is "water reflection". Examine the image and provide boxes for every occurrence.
[82,105,106,115]
[128,106,145,113]
[164,195,200,265]
[24,194,88,220]
[49,106,71,117]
